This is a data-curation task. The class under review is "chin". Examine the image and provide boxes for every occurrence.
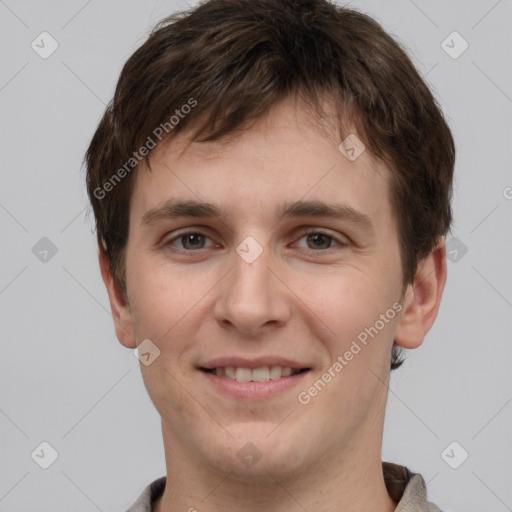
[202,424,312,482]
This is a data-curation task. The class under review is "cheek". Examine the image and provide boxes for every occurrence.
[140,360,214,452]
[304,266,398,344]
[127,256,201,337]
[304,270,396,410]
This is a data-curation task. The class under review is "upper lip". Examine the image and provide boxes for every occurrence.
[198,356,310,370]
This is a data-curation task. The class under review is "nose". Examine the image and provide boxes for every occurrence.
[213,240,292,338]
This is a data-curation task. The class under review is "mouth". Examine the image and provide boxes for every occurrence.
[199,365,311,400]
[199,366,311,382]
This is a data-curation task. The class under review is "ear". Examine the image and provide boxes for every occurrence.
[394,237,447,349]
[98,247,137,349]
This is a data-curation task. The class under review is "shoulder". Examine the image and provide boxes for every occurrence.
[383,462,442,512]
[125,476,166,512]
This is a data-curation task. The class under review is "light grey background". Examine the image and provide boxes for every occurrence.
[0,0,511,511]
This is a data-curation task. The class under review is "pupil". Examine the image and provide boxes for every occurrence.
[185,234,203,248]
[309,234,329,249]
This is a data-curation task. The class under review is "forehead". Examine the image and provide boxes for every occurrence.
[130,95,395,231]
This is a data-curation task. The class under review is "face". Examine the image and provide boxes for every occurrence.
[114,95,410,480]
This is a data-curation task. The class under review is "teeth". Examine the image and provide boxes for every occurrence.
[213,366,302,381]
[252,367,270,382]
[281,367,292,377]
[269,366,282,380]
[235,367,252,382]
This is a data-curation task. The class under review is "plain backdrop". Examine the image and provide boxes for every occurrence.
[0,1,511,511]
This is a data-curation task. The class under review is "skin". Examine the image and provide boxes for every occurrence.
[100,94,447,511]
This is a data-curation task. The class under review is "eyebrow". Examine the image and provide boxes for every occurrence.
[141,198,375,234]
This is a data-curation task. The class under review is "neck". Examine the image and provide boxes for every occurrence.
[154,423,396,512]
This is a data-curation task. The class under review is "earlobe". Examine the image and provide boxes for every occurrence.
[98,247,137,349]
[394,238,447,350]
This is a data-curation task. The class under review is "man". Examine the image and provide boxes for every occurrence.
[85,0,454,510]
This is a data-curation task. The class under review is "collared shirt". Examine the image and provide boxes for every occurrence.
[126,462,442,511]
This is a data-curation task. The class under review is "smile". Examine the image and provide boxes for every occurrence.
[199,366,311,400]
[201,366,309,382]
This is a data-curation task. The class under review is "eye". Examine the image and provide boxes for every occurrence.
[163,228,348,253]
[165,230,215,251]
[294,229,347,252]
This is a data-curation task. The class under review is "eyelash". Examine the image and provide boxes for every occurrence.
[163,228,348,254]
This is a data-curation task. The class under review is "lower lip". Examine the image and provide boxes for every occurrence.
[199,370,310,400]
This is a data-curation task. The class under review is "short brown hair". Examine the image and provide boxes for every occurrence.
[85,0,455,370]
